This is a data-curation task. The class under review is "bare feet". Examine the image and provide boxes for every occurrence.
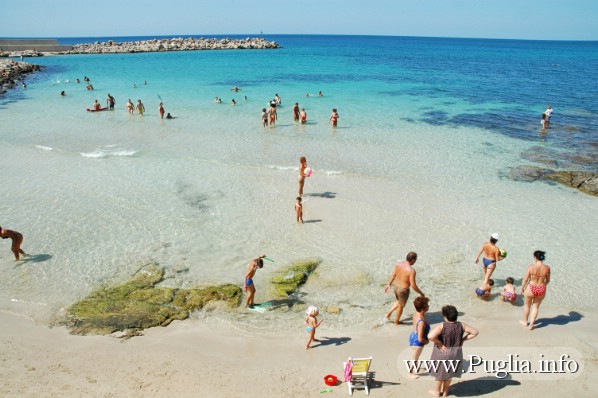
[428,390,441,397]
[519,320,528,326]
[528,323,535,330]
[408,372,420,379]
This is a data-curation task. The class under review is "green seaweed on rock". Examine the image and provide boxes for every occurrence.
[270,258,322,297]
[62,264,241,335]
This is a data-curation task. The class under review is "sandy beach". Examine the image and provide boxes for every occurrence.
[2,305,596,397]
[2,33,598,398]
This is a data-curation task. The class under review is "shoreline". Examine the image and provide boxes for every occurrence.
[1,306,595,397]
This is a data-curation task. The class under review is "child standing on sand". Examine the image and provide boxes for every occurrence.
[501,277,517,303]
[305,305,323,349]
[295,197,304,223]
[475,279,494,300]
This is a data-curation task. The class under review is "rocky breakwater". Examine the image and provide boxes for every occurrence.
[0,59,43,94]
[66,37,281,54]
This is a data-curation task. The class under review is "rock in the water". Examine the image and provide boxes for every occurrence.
[271,258,322,297]
[504,165,554,182]
[61,264,242,335]
[546,171,598,196]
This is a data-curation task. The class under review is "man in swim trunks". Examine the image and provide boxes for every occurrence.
[106,94,115,110]
[244,254,267,308]
[0,226,26,260]
[384,252,425,325]
[474,232,503,284]
[293,103,300,122]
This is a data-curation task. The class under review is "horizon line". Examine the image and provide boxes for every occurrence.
[1,33,597,43]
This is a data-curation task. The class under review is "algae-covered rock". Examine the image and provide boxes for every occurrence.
[271,258,322,297]
[63,264,242,335]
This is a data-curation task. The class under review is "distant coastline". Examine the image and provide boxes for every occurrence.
[1,36,280,57]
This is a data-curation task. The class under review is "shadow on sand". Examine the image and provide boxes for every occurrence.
[534,311,583,329]
[20,254,53,264]
[305,192,337,199]
[448,376,521,397]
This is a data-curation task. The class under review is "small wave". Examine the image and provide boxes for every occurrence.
[265,165,343,175]
[265,164,297,171]
[81,147,138,159]
[35,145,54,151]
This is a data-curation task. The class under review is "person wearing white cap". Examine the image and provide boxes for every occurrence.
[474,233,503,284]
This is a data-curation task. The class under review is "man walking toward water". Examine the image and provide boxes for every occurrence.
[0,226,26,260]
[384,252,425,325]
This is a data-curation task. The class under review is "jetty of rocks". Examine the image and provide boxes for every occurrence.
[0,59,43,94]
[66,37,280,54]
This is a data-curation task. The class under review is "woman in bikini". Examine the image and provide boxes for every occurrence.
[474,233,503,284]
[520,250,551,330]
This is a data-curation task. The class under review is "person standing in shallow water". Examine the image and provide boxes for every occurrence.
[136,99,145,115]
[298,156,307,196]
[293,102,300,122]
[330,108,339,127]
[0,226,26,260]
[474,232,503,284]
[384,251,425,325]
[159,102,165,119]
[244,255,267,308]
[520,250,551,330]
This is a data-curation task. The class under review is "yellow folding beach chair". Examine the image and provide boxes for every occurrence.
[343,356,373,395]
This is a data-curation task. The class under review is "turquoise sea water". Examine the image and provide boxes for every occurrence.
[1,35,597,331]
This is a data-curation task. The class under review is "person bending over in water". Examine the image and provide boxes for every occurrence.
[474,279,494,300]
[520,250,550,330]
[0,226,26,260]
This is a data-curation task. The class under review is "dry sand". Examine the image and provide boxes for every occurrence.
[1,304,596,398]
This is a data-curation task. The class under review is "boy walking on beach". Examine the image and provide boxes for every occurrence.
[244,255,267,308]
[384,252,425,325]
[0,226,26,260]
[295,197,304,223]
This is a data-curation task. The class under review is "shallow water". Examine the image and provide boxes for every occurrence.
[1,35,597,331]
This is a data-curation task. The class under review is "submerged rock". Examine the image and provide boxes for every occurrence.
[545,171,598,196]
[503,166,598,196]
[503,165,554,182]
[62,264,241,335]
[271,258,322,297]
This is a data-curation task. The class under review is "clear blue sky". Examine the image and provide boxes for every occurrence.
[2,0,597,40]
